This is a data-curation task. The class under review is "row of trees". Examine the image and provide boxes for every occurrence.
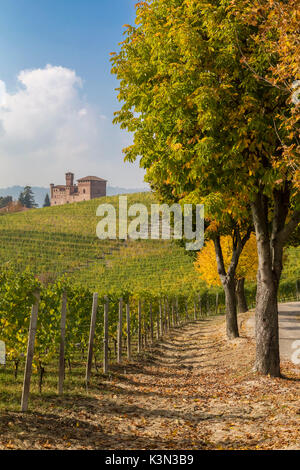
[0,187,50,210]
[112,0,300,376]
[195,234,258,314]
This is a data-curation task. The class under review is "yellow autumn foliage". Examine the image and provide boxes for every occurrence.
[194,234,258,287]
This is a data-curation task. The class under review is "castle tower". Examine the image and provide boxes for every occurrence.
[50,172,107,206]
[65,172,74,187]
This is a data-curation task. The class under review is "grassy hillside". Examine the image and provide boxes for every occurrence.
[0,192,203,295]
[0,191,298,296]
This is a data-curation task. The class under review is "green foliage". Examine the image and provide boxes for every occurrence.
[18,186,38,209]
[0,267,224,376]
[0,196,12,209]
[111,0,299,233]
[43,194,51,208]
[0,267,40,363]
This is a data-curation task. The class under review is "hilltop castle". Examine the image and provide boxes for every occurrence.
[50,172,107,206]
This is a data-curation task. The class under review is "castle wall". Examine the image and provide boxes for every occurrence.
[90,181,106,198]
[78,181,92,200]
[50,176,107,206]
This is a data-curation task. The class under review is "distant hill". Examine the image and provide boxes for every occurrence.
[107,186,150,196]
[0,185,150,207]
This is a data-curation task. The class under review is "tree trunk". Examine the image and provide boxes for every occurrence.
[236,278,248,313]
[223,277,239,339]
[250,189,300,377]
[252,225,282,378]
[213,231,251,340]
[255,271,280,376]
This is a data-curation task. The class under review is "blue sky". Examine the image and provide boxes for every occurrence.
[0,0,146,188]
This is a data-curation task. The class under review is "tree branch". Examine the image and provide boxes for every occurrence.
[213,235,227,282]
[278,210,300,245]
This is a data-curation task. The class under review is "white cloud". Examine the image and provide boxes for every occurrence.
[0,80,6,106]
[0,64,146,189]
[0,65,109,187]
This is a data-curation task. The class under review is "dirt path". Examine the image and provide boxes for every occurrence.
[0,314,299,450]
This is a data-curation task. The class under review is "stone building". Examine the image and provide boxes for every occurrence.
[50,172,107,206]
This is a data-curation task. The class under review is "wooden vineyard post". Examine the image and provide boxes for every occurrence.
[173,301,176,327]
[215,293,219,315]
[150,302,154,343]
[185,299,189,323]
[199,295,202,318]
[156,304,160,339]
[58,292,67,395]
[126,303,131,361]
[103,298,109,374]
[138,299,142,354]
[164,298,167,332]
[206,296,209,317]
[144,315,148,349]
[176,297,179,325]
[162,299,165,334]
[159,300,163,337]
[21,291,40,412]
[171,301,175,327]
[166,298,170,331]
[85,293,98,388]
[117,298,123,363]
[194,298,197,321]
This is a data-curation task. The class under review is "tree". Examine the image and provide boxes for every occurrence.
[209,222,252,335]
[0,196,12,209]
[195,234,258,313]
[233,0,300,190]
[149,182,253,338]
[43,194,51,207]
[18,186,37,209]
[112,0,300,376]
[196,207,253,338]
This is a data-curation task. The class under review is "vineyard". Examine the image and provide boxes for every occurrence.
[0,192,207,294]
[0,192,224,411]
[0,193,298,413]
[0,191,298,294]
[0,266,226,411]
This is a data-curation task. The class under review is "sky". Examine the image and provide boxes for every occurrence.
[0,0,147,189]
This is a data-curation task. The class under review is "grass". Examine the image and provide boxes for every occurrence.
[0,345,122,413]
[0,359,88,413]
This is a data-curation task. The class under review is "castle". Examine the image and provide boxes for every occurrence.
[50,172,107,206]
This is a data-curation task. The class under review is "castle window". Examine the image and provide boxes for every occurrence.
[83,189,86,194]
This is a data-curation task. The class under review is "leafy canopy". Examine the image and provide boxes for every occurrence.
[112,0,299,222]
[194,233,258,287]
